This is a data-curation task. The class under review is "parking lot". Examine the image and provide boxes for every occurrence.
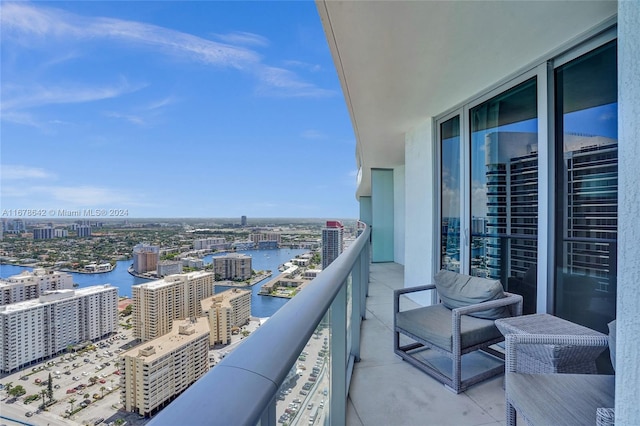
[0,323,148,426]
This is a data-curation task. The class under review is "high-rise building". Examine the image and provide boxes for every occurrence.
[76,225,92,238]
[322,220,344,269]
[32,226,55,240]
[132,243,160,274]
[213,253,252,281]
[241,215,247,226]
[120,318,209,417]
[0,268,74,306]
[0,285,118,373]
[132,271,214,341]
[201,289,251,345]
[482,132,617,290]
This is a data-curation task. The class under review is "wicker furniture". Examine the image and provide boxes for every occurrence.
[504,333,614,425]
[495,313,607,374]
[393,271,523,394]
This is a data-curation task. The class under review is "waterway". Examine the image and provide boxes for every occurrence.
[0,248,309,318]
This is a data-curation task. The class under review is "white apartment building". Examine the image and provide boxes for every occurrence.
[200,289,251,345]
[132,271,214,342]
[181,257,204,269]
[156,260,183,277]
[193,237,226,251]
[120,318,210,417]
[213,253,252,281]
[0,268,74,306]
[0,285,118,373]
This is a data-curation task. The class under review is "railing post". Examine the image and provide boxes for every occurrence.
[361,239,370,319]
[330,279,347,425]
[351,253,363,362]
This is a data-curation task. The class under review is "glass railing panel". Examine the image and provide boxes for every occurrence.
[274,314,330,426]
[345,272,353,362]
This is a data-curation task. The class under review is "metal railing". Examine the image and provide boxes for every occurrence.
[149,223,370,426]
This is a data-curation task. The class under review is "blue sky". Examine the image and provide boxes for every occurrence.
[0,1,358,219]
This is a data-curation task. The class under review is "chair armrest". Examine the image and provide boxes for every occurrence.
[452,292,523,317]
[505,333,609,373]
[393,284,436,314]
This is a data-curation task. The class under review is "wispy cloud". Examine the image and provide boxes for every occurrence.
[104,111,146,126]
[1,2,334,101]
[283,60,322,72]
[1,79,143,112]
[255,66,335,98]
[301,129,327,140]
[213,31,269,47]
[1,164,57,180]
[1,183,139,208]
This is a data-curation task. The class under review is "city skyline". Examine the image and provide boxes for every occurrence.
[0,2,358,219]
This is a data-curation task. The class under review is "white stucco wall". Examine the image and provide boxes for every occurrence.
[394,166,406,265]
[404,119,436,305]
[616,1,640,423]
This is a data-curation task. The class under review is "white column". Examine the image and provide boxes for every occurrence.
[616,1,640,423]
[404,118,436,303]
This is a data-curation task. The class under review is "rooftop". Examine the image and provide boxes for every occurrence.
[122,317,209,363]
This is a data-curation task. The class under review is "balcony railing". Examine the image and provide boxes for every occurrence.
[149,223,370,426]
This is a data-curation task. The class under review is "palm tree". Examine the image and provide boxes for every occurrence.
[100,386,106,398]
[68,397,76,412]
[40,389,47,410]
[4,382,13,398]
[47,373,53,402]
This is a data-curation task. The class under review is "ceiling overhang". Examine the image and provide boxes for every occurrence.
[316,0,617,199]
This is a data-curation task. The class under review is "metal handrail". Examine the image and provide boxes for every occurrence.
[149,223,370,426]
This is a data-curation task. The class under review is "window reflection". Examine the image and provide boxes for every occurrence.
[554,41,617,333]
[470,79,538,314]
[440,116,461,273]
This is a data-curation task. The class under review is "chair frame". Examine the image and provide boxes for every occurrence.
[394,284,523,393]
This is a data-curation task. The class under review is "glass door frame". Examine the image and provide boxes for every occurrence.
[435,25,616,315]
[436,66,549,312]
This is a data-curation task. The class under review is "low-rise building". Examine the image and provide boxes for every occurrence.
[120,318,210,417]
[157,260,183,277]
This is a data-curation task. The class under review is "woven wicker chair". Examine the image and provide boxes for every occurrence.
[393,271,523,393]
[505,333,614,425]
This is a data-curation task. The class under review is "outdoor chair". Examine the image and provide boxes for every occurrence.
[504,320,616,425]
[393,269,523,393]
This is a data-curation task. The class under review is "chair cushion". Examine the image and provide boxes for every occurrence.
[434,270,510,319]
[395,304,503,352]
[506,373,614,425]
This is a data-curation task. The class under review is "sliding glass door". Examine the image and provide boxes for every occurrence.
[436,33,617,324]
[554,41,617,333]
[469,78,538,313]
[440,116,461,273]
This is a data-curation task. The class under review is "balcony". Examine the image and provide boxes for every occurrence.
[150,226,508,426]
[347,262,505,426]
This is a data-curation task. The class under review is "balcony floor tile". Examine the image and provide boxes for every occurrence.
[347,262,507,426]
